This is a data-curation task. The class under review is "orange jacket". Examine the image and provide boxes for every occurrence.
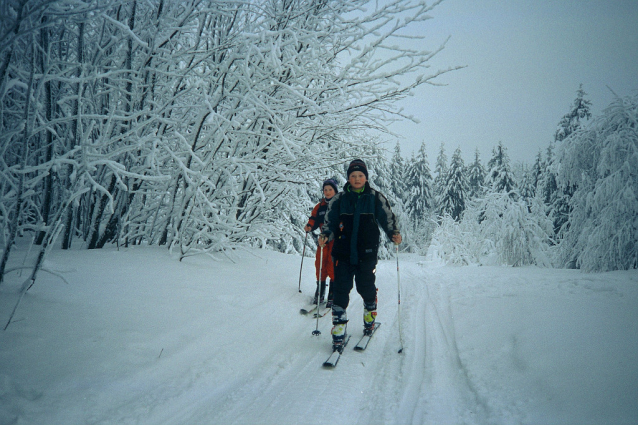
[306,198,330,232]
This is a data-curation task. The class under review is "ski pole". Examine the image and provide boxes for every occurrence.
[396,244,404,353]
[312,245,323,336]
[298,232,308,293]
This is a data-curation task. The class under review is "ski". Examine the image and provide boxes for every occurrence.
[322,335,351,368]
[354,323,381,351]
[299,305,317,315]
[313,306,331,318]
[299,302,324,315]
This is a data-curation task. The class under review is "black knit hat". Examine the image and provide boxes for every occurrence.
[347,159,368,179]
[322,178,338,193]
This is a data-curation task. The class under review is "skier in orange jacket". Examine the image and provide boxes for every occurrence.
[304,179,338,306]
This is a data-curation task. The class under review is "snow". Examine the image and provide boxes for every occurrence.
[1,243,637,425]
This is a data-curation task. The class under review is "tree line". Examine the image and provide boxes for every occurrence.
[381,85,637,272]
[1,0,635,294]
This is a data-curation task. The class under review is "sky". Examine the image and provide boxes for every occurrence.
[383,0,638,164]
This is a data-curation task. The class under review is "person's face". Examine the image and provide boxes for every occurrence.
[348,171,366,190]
[323,185,336,199]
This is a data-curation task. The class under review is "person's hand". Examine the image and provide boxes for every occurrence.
[304,225,312,233]
[392,232,402,245]
[318,234,328,247]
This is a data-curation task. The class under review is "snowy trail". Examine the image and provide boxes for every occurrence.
[2,246,637,425]
[417,271,490,424]
[162,258,492,425]
[143,255,464,425]
[360,261,490,425]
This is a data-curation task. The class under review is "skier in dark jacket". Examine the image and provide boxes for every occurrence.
[319,159,401,351]
[304,178,338,306]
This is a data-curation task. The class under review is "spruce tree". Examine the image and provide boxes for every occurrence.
[550,85,593,236]
[389,141,406,203]
[555,84,592,142]
[518,165,536,205]
[467,148,486,200]
[539,143,557,206]
[438,148,468,221]
[405,142,433,223]
[531,149,544,190]
[433,142,448,209]
[486,142,517,197]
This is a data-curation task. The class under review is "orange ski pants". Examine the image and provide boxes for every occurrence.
[315,240,335,281]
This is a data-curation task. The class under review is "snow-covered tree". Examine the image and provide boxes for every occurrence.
[531,149,544,190]
[1,0,459,282]
[404,142,433,223]
[402,143,434,253]
[389,141,407,204]
[555,84,593,142]
[472,192,553,267]
[438,147,468,221]
[555,93,638,272]
[548,85,593,237]
[518,165,537,205]
[366,143,395,199]
[467,148,486,200]
[486,142,517,196]
[432,142,448,209]
[538,143,557,205]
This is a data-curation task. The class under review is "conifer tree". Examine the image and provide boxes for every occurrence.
[389,141,406,203]
[539,143,557,206]
[518,165,536,205]
[433,142,448,209]
[555,84,593,142]
[531,149,544,190]
[486,142,517,196]
[405,142,433,223]
[550,85,593,236]
[467,148,486,200]
[438,148,468,221]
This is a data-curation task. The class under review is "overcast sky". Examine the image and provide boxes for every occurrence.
[383,0,638,165]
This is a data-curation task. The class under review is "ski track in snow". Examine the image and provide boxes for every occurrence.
[143,257,491,425]
[165,259,493,425]
[2,246,637,425]
[359,262,491,425]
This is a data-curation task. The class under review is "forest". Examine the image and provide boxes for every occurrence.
[1,0,637,290]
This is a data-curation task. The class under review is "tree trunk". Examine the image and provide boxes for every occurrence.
[35,16,53,246]
[62,19,85,249]
[0,38,35,284]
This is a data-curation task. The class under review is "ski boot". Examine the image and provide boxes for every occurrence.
[363,300,377,336]
[313,281,326,304]
[331,305,348,352]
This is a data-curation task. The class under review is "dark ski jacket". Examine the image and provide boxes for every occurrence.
[321,182,399,264]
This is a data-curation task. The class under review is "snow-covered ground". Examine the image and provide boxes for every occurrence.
[1,243,637,425]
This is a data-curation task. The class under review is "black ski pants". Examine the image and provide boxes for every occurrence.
[332,257,377,310]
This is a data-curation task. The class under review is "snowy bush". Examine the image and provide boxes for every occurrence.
[430,215,482,266]
[402,215,436,256]
[431,192,554,267]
